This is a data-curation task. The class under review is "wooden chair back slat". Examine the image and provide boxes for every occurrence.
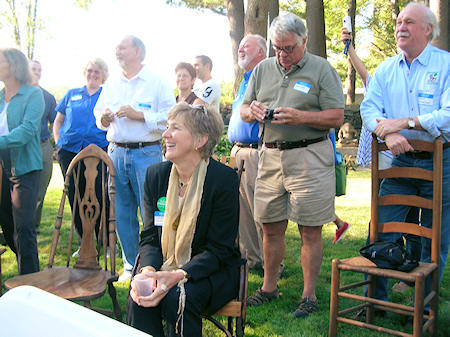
[379,194,433,209]
[379,222,433,239]
[377,139,435,153]
[378,167,433,181]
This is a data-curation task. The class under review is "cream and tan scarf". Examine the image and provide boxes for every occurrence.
[160,158,209,271]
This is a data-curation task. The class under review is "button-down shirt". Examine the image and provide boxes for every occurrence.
[94,66,175,143]
[227,70,259,144]
[56,86,108,152]
[361,44,450,143]
[0,84,44,176]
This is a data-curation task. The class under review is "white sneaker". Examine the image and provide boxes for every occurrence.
[118,270,132,282]
[72,248,80,258]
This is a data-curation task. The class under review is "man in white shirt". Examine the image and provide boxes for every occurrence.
[94,35,175,281]
[193,55,221,112]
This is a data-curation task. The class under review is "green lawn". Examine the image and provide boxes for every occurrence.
[1,166,449,336]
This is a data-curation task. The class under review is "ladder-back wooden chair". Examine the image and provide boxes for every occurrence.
[329,137,443,337]
[205,154,248,337]
[5,144,122,320]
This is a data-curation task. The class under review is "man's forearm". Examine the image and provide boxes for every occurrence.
[300,108,344,129]
[240,103,255,123]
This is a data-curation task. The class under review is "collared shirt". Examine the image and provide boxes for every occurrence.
[193,78,221,112]
[39,87,56,141]
[56,86,108,152]
[94,65,175,143]
[361,44,450,143]
[227,70,259,144]
[0,84,44,176]
[243,53,344,143]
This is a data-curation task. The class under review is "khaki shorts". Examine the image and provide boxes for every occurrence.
[254,138,335,226]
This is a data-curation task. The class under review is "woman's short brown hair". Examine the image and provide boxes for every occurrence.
[167,102,224,159]
[174,62,196,80]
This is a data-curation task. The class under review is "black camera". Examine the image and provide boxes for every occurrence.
[265,109,275,121]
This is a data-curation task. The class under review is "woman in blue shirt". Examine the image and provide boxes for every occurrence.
[53,58,109,250]
[0,48,44,274]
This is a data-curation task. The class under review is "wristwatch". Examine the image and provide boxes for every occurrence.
[407,118,416,130]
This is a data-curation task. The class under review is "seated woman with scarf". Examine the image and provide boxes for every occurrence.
[127,102,241,337]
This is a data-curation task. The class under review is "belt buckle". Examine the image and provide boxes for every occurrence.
[277,142,285,150]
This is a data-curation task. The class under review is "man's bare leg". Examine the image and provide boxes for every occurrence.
[261,220,288,293]
[298,225,323,300]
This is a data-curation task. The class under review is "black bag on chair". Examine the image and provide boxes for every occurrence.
[359,240,405,270]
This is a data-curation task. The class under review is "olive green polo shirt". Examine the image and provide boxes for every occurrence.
[243,52,344,143]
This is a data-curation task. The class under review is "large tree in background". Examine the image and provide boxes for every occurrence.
[1,0,93,59]
[305,0,326,58]
[429,0,448,51]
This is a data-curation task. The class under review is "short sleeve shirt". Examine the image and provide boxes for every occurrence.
[243,53,344,143]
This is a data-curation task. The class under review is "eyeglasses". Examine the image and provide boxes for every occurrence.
[191,104,208,116]
[272,43,297,54]
[86,69,101,74]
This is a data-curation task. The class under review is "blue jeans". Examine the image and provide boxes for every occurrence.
[108,143,162,272]
[371,148,450,301]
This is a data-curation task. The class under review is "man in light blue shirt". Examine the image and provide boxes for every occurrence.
[361,2,449,303]
[227,34,266,270]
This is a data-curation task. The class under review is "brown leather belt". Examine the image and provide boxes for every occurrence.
[235,142,258,149]
[264,136,327,151]
[113,141,160,149]
[403,143,450,160]
[404,151,432,160]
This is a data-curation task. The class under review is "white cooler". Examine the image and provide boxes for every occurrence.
[0,285,151,337]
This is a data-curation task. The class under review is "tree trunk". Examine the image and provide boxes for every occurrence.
[226,0,245,95]
[26,0,38,59]
[430,0,449,51]
[6,0,22,48]
[245,0,270,36]
[345,0,356,104]
[268,0,279,57]
[305,0,326,58]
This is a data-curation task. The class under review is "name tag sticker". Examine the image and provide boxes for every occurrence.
[71,94,82,101]
[293,81,311,94]
[418,92,433,105]
[154,211,165,227]
[138,103,152,109]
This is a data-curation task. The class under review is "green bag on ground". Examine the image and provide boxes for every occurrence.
[335,152,347,196]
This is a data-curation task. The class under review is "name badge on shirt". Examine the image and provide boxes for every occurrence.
[154,211,165,227]
[418,92,434,105]
[138,103,152,109]
[293,81,311,94]
[71,94,82,101]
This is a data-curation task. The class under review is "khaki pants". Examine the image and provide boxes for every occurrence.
[232,145,264,269]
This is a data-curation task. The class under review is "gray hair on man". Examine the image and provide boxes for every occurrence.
[131,36,146,61]
[245,34,267,55]
[269,13,308,45]
[404,2,440,41]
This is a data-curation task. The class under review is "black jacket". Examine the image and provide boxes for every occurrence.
[138,158,241,314]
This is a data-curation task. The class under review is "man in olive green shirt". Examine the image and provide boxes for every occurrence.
[241,13,344,318]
